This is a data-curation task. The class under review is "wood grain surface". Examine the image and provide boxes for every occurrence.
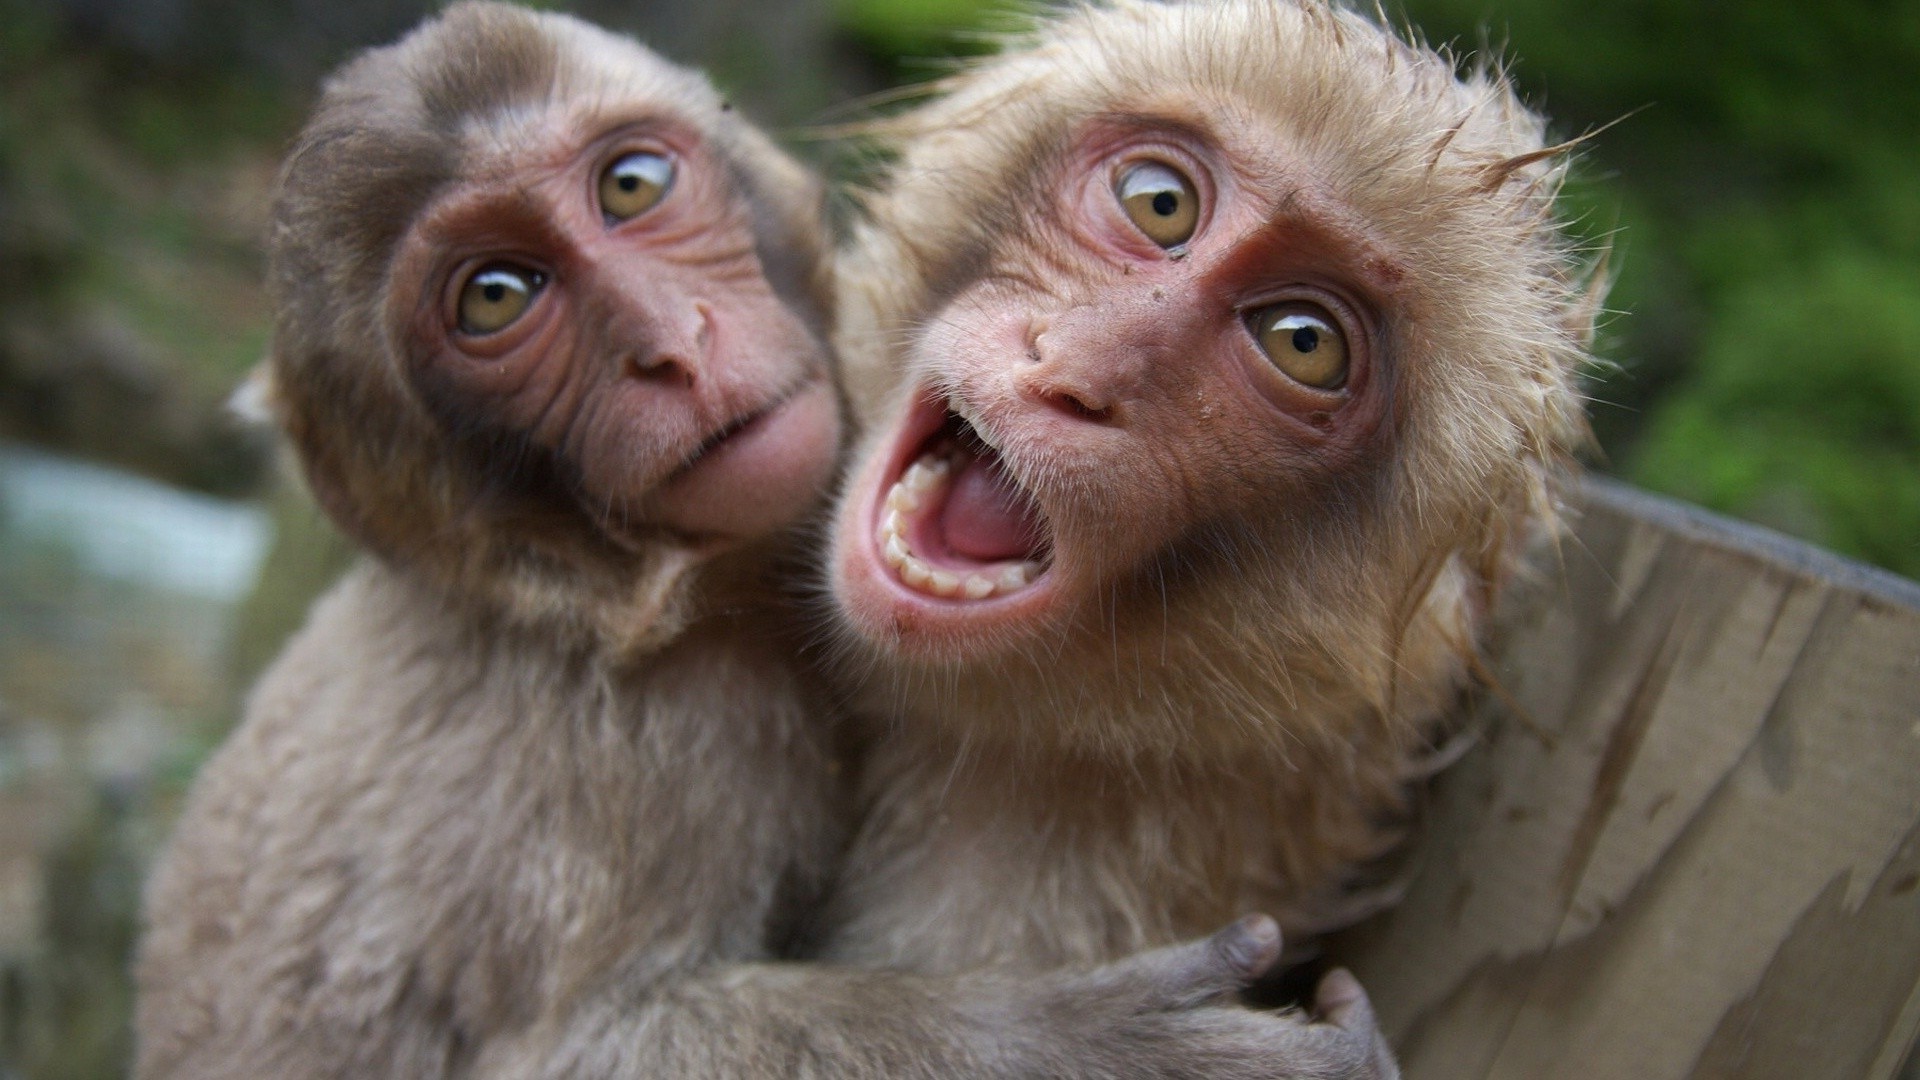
[1336,478,1920,1080]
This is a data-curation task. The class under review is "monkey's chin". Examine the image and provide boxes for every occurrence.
[651,377,842,543]
[831,392,1065,660]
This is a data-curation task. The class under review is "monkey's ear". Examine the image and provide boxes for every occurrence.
[228,355,358,528]
[227,359,283,429]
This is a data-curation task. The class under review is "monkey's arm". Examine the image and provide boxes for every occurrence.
[476,918,1397,1080]
[134,575,1389,1080]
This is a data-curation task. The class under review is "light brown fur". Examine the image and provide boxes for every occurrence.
[135,5,848,1075]
[137,567,840,1077]
[136,5,1396,1078]
[820,0,1597,975]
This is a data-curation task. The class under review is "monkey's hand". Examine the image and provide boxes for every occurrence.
[477,915,1396,1080]
[1000,915,1400,1080]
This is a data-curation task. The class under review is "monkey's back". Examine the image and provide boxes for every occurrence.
[134,561,839,1079]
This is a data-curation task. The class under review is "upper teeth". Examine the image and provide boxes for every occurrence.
[876,449,1043,601]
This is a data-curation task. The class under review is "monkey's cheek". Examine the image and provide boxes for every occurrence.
[650,380,842,540]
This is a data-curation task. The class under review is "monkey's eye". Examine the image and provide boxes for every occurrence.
[1114,161,1199,248]
[1249,303,1349,390]
[456,263,547,336]
[599,151,674,221]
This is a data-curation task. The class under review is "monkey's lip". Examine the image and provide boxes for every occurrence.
[669,394,790,481]
[650,375,840,540]
[859,393,1056,606]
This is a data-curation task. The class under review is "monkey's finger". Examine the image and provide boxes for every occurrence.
[1311,968,1383,1032]
[1305,969,1401,1079]
[1094,913,1282,1009]
[1210,913,1285,984]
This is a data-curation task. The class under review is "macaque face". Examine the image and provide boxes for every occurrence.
[831,113,1402,661]
[389,110,840,546]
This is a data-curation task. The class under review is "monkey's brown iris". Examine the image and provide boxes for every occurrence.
[1115,161,1199,247]
[457,264,546,336]
[600,151,674,220]
[1250,303,1348,389]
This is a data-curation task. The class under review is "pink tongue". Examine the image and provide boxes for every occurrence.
[940,454,1043,561]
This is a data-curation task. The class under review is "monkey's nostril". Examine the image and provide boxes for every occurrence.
[1028,381,1113,423]
[1024,320,1052,364]
[1057,391,1112,422]
[629,352,696,388]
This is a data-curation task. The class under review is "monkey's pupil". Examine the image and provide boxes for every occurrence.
[1152,191,1179,217]
[619,175,640,192]
[483,282,507,303]
[1292,326,1319,353]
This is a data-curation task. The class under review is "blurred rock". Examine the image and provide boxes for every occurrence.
[0,443,270,1076]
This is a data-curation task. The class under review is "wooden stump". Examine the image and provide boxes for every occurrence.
[1337,478,1920,1080]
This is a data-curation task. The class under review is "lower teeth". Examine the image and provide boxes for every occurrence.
[877,449,1042,600]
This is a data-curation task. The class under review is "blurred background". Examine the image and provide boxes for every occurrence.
[0,0,1914,1073]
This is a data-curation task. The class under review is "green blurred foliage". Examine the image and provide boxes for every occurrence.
[1383,0,1920,576]
[834,0,1027,69]
[2,0,1915,577]
[6,791,145,1080]
[0,0,287,498]
[833,0,1920,578]
[1632,253,1920,571]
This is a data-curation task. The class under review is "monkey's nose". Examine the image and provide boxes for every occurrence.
[622,302,712,388]
[1019,324,1117,423]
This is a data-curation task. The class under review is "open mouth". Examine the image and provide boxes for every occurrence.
[870,400,1053,601]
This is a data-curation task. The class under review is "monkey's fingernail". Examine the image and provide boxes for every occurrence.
[1226,914,1282,975]
[1238,913,1280,947]
[1314,969,1375,1029]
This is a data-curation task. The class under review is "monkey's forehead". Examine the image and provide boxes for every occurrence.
[884,0,1546,201]
[852,0,1582,347]
[389,3,730,140]
[336,3,817,225]
[537,12,728,118]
